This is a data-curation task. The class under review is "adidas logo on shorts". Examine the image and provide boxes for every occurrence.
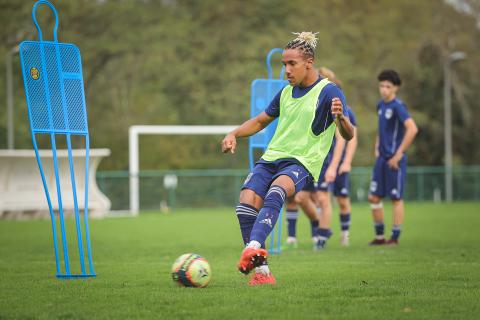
[259,218,272,228]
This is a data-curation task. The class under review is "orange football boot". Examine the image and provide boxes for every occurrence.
[237,247,268,275]
[248,272,276,286]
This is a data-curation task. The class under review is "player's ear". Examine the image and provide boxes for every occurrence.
[305,57,314,69]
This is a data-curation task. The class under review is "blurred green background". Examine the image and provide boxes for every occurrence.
[1,0,479,172]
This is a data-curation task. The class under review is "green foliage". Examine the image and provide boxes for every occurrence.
[0,0,479,169]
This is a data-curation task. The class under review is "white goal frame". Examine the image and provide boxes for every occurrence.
[128,125,237,215]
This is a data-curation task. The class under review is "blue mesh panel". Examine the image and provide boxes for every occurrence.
[60,45,81,74]
[20,40,88,135]
[21,42,50,130]
[65,79,87,132]
[44,43,66,131]
[250,79,288,148]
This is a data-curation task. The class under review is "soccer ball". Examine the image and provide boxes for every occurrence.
[171,253,211,288]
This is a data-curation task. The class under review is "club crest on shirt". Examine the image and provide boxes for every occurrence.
[385,108,393,119]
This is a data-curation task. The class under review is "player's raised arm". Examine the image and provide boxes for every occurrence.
[221,112,275,154]
[331,97,354,140]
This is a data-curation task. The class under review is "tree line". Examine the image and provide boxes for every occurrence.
[0,0,479,171]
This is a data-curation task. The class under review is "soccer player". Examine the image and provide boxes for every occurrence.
[284,68,338,251]
[221,32,354,285]
[368,70,418,246]
[287,68,358,249]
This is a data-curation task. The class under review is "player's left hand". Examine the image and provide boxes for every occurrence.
[387,153,403,170]
[331,97,344,118]
[338,162,351,174]
[325,166,337,183]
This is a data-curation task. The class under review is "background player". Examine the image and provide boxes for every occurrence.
[368,69,418,246]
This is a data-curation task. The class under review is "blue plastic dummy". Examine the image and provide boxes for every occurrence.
[19,0,95,278]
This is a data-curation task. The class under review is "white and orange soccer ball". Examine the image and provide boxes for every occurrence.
[171,253,211,288]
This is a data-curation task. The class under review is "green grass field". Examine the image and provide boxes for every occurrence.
[1,202,479,320]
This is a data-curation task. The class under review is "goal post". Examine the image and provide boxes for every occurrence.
[128,125,238,215]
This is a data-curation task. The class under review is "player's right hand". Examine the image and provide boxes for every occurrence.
[325,166,337,183]
[221,133,237,154]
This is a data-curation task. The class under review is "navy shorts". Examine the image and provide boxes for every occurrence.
[303,162,328,192]
[303,163,350,197]
[333,172,350,197]
[369,156,407,200]
[242,159,312,199]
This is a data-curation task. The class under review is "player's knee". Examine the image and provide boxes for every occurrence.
[294,191,308,205]
[369,195,383,210]
[391,198,403,205]
[271,175,295,197]
[368,194,381,204]
[317,191,329,203]
[239,189,262,210]
[337,198,350,212]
